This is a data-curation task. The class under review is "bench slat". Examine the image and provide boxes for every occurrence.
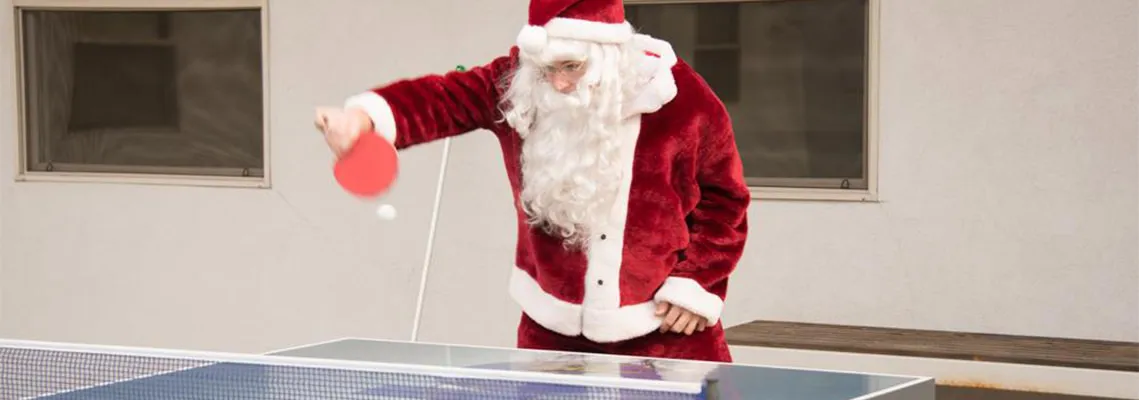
[724,320,1139,372]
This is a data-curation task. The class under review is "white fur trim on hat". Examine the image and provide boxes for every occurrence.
[516,25,549,56]
[517,17,634,54]
[545,18,633,43]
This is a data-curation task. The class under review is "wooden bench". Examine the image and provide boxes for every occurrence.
[724,320,1138,372]
[725,320,1138,399]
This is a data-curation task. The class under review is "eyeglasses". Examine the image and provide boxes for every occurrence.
[541,61,586,76]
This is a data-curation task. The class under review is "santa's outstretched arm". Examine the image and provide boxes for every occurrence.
[343,52,516,150]
[653,103,751,328]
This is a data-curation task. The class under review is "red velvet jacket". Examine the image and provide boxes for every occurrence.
[345,35,750,343]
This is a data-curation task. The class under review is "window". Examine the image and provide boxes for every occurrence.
[14,1,267,186]
[627,0,878,201]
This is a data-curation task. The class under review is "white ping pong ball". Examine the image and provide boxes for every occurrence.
[376,204,397,220]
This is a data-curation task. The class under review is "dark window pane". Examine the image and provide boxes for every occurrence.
[629,0,869,189]
[20,9,264,177]
[696,3,739,45]
[695,48,741,103]
[69,42,179,132]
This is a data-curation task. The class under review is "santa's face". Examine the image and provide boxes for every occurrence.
[499,38,638,249]
[542,60,587,94]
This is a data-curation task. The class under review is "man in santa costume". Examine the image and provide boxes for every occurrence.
[316,0,750,362]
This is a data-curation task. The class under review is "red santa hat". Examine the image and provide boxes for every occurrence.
[516,0,634,56]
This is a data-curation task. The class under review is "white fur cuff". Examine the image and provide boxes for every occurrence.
[343,92,398,145]
[653,277,724,325]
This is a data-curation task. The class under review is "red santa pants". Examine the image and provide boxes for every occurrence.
[516,313,733,362]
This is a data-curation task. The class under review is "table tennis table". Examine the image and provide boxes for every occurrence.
[1,337,934,399]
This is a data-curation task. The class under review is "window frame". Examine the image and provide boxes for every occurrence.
[11,0,271,189]
[625,0,881,202]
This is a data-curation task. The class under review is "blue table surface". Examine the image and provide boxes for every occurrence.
[20,338,926,400]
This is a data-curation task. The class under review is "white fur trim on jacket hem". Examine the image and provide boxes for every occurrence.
[581,301,661,343]
[509,266,664,343]
[652,277,724,325]
[509,265,581,337]
[344,92,398,145]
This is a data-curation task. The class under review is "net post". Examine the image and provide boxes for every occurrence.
[703,377,720,400]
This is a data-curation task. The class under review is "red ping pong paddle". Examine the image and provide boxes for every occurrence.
[334,132,399,198]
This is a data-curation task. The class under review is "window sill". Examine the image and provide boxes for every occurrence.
[16,171,269,190]
[749,186,878,202]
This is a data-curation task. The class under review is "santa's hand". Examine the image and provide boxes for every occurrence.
[314,107,374,158]
[656,301,708,335]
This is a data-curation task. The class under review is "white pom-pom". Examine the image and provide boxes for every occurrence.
[376,204,397,220]
[517,25,548,55]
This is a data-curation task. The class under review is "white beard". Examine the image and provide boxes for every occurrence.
[499,39,638,249]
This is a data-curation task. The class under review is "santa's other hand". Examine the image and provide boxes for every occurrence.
[655,301,707,335]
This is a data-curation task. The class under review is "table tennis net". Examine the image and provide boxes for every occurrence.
[1,339,704,399]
